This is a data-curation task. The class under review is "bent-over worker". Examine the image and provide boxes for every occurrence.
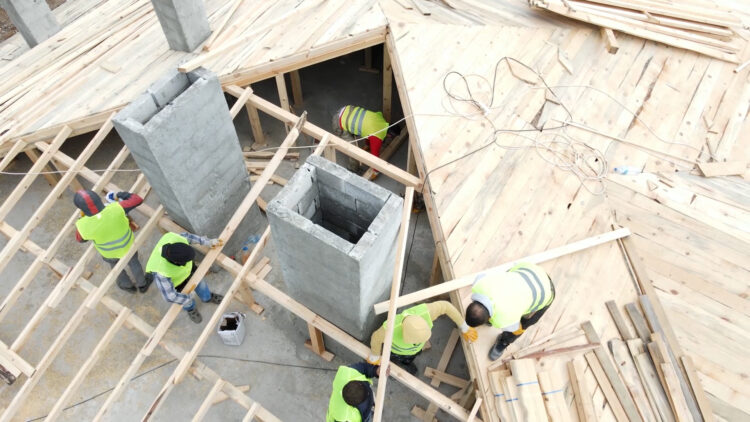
[367,301,478,375]
[465,263,555,361]
[332,105,392,177]
[327,362,381,422]
[74,189,146,293]
[145,232,224,323]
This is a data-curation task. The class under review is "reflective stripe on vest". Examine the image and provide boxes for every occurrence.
[326,366,371,422]
[75,203,133,259]
[471,264,552,329]
[386,303,433,356]
[145,232,193,286]
[340,106,389,141]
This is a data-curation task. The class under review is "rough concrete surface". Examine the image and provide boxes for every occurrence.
[113,67,263,258]
[149,0,210,52]
[0,0,60,47]
[0,49,469,421]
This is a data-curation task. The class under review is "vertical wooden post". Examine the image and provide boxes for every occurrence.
[382,47,393,122]
[406,143,418,175]
[304,323,334,361]
[428,252,442,286]
[243,85,266,150]
[290,70,303,109]
[275,74,291,132]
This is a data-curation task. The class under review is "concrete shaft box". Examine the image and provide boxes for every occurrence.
[113,68,262,254]
[0,0,60,47]
[267,155,403,341]
[149,0,210,52]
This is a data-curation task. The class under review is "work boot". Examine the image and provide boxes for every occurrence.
[187,308,202,324]
[489,332,520,361]
[137,277,153,293]
[209,293,224,304]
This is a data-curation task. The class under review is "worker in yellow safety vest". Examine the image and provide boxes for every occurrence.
[332,105,393,178]
[145,232,224,323]
[465,263,555,361]
[327,363,381,422]
[74,189,146,293]
[367,301,478,375]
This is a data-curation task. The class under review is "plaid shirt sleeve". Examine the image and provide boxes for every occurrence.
[154,273,191,305]
[179,232,212,246]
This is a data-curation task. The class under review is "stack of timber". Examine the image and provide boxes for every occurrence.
[528,0,746,63]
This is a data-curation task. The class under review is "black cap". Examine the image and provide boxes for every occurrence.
[162,243,195,266]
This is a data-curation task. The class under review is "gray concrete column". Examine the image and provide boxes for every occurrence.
[112,68,263,256]
[149,0,210,52]
[267,155,403,341]
[0,0,60,47]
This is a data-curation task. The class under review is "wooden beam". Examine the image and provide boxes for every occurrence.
[46,309,131,422]
[192,379,226,422]
[202,0,243,51]
[600,27,619,53]
[509,359,547,421]
[422,328,460,420]
[0,206,165,422]
[275,74,291,132]
[567,356,595,422]
[0,341,34,378]
[373,228,631,314]
[697,161,746,177]
[24,149,59,187]
[382,47,393,122]
[606,300,636,340]
[467,396,482,422]
[141,115,307,420]
[609,338,657,422]
[305,323,334,361]
[373,187,415,422]
[584,352,629,422]
[290,70,303,108]
[230,87,253,118]
[224,86,421,189]
[581,322,641,421]
[625,302,651,343]
[424,366,469,389]
[538,371,572,422]
[680,356,715,422]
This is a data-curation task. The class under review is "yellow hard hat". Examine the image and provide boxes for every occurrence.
[402,315,431,344]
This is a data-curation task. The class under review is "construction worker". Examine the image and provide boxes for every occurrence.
[327,362,382,422]
[145,231,224,323]
[367,301,478,375]
[74,189,147,293]
[465,263,555,361]
[332,105,392,176]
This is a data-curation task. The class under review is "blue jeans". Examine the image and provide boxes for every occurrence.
[182,280,211,311]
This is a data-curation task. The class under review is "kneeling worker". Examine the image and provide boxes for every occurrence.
[367,301,478,375]
[145,232,224,323]
[327,362,381,422]
[465,263,555,361]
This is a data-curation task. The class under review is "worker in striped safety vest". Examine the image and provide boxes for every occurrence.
[326,362,382,422]
[465,263,555,361]
[367,301,478,375]
[74,189,146,293]
[333,105,392,178]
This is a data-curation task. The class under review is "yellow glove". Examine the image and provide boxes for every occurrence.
[209,238,224,249]
[461,323,478,343]
[367,354,381,366]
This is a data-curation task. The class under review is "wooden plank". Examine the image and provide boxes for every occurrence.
[584,351,629,422]
[202,0,244,51]
[467,396,483,422]
[515,343,599,360]
[568,356,596,422]
[382,46,393,122]
[582,322,641,421]
[374,228,631,314]
[661,362,692,422]
[606,300,636,340]
[305,323,334,361]
[226,86,421,189]
[46,309,131,422]
[538,370,572,422]
[424,367,469,389]
[0,341,33,377]
[422,328,460,420]
[632,346,674,422]
[625,302,652,343]
[230,87,253,118]
[0,205,165,422]
[680,356,715,422]
[489,370,512,421]
[504,374,521,421]
[24,149,59,187]
[242,403,260,422]
[192,379,226,422]
[509,359,547,421]
[245,94,267,148]
[212,385,250,405]
[609,339,657,422]
[697,161,746,177]
[275,74,291,132]
[373,187,415,422]
[289,70,303,108]
[600,27,620,54]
